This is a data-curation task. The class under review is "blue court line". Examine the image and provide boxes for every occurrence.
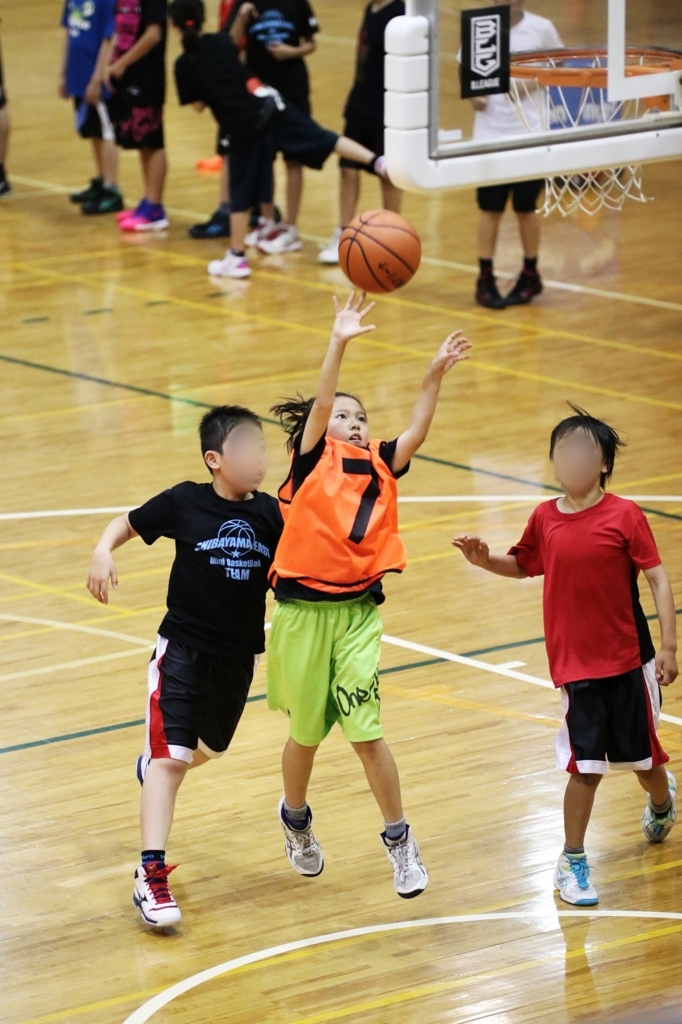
[2,612,680,756]
[1,352,680,522]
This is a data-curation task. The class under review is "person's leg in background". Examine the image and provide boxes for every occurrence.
[0,56,10,195]
[475,185,508,309]
[504,179,544,306]
[117,106,168,232]
[80,106,123,214]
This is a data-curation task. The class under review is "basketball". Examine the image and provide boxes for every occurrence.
[338,210,422,294]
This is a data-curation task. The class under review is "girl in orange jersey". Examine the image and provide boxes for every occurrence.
[267,291,471,897]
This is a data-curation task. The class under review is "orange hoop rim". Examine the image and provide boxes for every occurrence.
[510,46,682,89]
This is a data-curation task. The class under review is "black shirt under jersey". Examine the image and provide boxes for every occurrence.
[344,1,405,125]
[174,32,267,143]
[274,434,408,606]
[128,482,283,656]
[224,0,319,105]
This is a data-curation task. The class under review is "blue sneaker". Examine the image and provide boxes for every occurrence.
[553,852,599,906]
[642,770,677,843]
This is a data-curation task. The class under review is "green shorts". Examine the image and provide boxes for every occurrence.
[267,595,384,747]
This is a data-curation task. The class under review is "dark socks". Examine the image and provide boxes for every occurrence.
[524,256,538,273]
[217,201,231,217]
[282,800,310,830]
[479,258,493,274]
[652,794,672,816]
[230,248,245,258]
[384,816,408,841]
[564,844,585,857]
[141,849,165,866]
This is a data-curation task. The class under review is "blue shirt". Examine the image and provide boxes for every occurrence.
[61,0,116,98]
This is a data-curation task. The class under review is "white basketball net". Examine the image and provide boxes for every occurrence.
[506,53,656,217]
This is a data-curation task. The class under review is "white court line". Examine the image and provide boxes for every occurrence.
[380,633,682,729]
[1,496,681,521]
[8,174,682,314]
[121,910,682,1024]
[0,613,154,648]
[0,647,147,684]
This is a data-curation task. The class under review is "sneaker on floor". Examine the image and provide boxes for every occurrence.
[116,199,145,223]
[476,273,507,309]
[133,862,181,928]
[136,754,150,786]
[189,208,231,239]
[505,269,543,305]
[82,186,124,215]
[120,203,169,232]
[257,223,302,254]
[70,175,104,204]
[0,174,11,197]
[642,770,677,843]
[208,249,251,279]
[381,826,428,899]
[245,216,276,247]
[553,852,599,906]
[278,796,324,877]
[318,226,342,265]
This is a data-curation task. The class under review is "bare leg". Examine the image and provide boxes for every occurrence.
[351,739,403,823]
[140,757,190,850]
[189,748,211,769]
[284,160,303,226]
[380,177,402,213]
[0,105,10,165]
[230,210,249,251]
[282,736,319,807]
[516,210,540,259]
[340,165,361,227]
[92,137,105,177]
[563,773,602,848]
[220,156,230,205]
[478,209,504,260]
[139,147,166,205]
[335,136,376,167]
[635,764,671,806]
[101,139,119,187]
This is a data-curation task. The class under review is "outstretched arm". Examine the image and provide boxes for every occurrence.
[391,331,471,474]
[299,291,376,455]
[644,563,678,685]
[86,514,138,604]
[452,535,528,579]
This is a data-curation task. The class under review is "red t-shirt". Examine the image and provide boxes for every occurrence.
[509,493,661,686]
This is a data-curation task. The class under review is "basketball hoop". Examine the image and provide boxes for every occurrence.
[507,47,682,216]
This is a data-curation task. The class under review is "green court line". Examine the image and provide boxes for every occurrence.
[2,352,680,521]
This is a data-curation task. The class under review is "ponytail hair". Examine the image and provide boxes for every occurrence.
[271,391,366,453]
[169,0,205,60]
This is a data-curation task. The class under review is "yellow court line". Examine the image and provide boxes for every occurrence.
[382,682,560,728]
[617,470,682,490]
[0,537,99,552]
[11,261,682,415]
[399,499,538,533]
[285,922,682,1024]
[0,571,127,613]
[0,395,148,425]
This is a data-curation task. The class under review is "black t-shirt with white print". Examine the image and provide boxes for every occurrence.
[275,434,409,606]
[128,482,283,656]
[224,0,319,105]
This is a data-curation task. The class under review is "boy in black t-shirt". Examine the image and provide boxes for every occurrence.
[225,0,319,254]
[319,1,404,265]
[86,406,283,928]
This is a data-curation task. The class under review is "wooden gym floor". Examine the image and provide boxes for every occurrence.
[1,2,681,1022]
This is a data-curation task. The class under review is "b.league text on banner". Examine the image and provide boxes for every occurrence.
[460,5,510,99]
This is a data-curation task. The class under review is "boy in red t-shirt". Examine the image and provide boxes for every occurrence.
[453,404,678,906]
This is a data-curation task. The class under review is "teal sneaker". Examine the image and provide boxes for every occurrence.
[642,770,677,843]
[553,852,599,906]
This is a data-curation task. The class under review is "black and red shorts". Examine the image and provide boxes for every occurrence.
[555,660,669,775]
[108,97,164,150]
[145,635,257,763]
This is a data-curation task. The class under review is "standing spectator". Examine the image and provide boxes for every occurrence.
[59,0,124,215]
[0,27,11,196]
[318,0,404,266]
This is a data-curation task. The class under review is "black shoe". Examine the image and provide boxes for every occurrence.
[248,203,282,229]
[70,176,104,204]
[0,175,10,197]
[475,273,507,309]
[82,186,125,215]
[505,269,543,305]
[188,209,231,239]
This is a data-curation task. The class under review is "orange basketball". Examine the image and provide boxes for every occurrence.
[338,210,422,294]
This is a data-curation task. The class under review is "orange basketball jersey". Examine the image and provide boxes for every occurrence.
[270,438,407,595]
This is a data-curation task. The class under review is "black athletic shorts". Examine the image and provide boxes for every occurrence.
[229,104,338,212]
[72,97,115,140]
[146,635,257,762]
[339,116,383,170]
[555,660,669,775]
[477,179,544,213]
[107,96,164,151]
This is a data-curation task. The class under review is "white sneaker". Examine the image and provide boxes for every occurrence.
[278,797,324,877]
[245,216,275,247]
[642,770,677,843]
[208,249,251,278]
[381,826,429,899]
[133,862,182,928]
[553,852,599,906]
[318,226,342,264]
[257,223,302,254]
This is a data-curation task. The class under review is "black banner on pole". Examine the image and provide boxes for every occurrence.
[460,5,510,99]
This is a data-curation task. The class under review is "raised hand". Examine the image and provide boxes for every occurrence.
[430,331,472,377]
[451,534,490,567]
[331,291,377,346]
